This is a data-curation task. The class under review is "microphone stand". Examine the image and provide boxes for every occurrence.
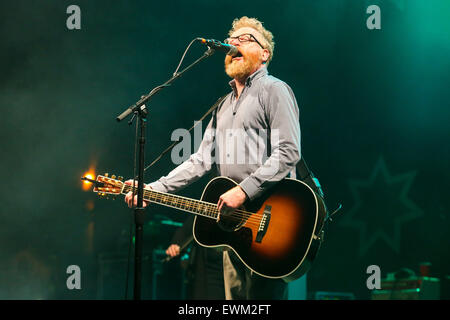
[116,47,215,300]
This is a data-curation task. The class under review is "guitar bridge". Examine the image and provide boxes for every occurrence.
[255,205,271,243]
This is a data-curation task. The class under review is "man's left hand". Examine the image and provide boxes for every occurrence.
[217,186,248,216]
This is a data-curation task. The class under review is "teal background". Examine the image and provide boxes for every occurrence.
[0,0,449,299]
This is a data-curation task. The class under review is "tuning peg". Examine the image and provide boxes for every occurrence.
[118,176,123,181]
[111,175,116,179]
[105,173,109,177]
[112,196,116,201]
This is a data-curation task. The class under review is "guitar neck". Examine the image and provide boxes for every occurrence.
[121,185,219,220]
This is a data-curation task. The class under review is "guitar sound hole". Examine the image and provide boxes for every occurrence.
[217,209,245,232]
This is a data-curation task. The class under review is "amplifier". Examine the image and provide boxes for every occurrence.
[371,276,440,300]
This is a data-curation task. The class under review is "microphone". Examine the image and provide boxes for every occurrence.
[197,38,239,57]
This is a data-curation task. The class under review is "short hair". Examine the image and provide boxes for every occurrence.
[228,16,275,66]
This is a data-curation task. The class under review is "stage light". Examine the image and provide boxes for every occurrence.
[82,168,96,191]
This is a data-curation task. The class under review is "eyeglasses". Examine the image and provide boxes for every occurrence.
[224,33,265,49]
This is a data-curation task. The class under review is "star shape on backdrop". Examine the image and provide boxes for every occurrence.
[341,156,423,257]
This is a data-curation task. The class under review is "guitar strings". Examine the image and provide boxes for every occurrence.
[141,188,264,221]
[99,183,266,228]
[125,185,261,220]
[120,185,266,226]
[141,192,265,226]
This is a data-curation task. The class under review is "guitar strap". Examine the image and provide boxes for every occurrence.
[295,157,325,199]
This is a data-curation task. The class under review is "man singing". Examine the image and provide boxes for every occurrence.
[125,16,301,299]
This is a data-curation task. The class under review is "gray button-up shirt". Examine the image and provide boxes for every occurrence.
[149,66,301,200]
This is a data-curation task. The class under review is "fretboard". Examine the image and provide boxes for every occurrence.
[122,185,219,220]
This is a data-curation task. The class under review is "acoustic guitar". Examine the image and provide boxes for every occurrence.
[83,174,327,282]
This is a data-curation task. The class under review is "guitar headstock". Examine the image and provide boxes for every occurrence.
[91,173,124,197]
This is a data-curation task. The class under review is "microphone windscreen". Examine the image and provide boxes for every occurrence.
[227,46,239,57]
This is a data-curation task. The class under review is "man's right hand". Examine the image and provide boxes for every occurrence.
[166,244,181,258]
[124,180,150,208]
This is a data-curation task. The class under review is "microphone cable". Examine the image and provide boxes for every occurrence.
[173,38,202,77]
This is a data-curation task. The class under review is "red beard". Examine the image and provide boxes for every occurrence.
[224,49,261,82]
